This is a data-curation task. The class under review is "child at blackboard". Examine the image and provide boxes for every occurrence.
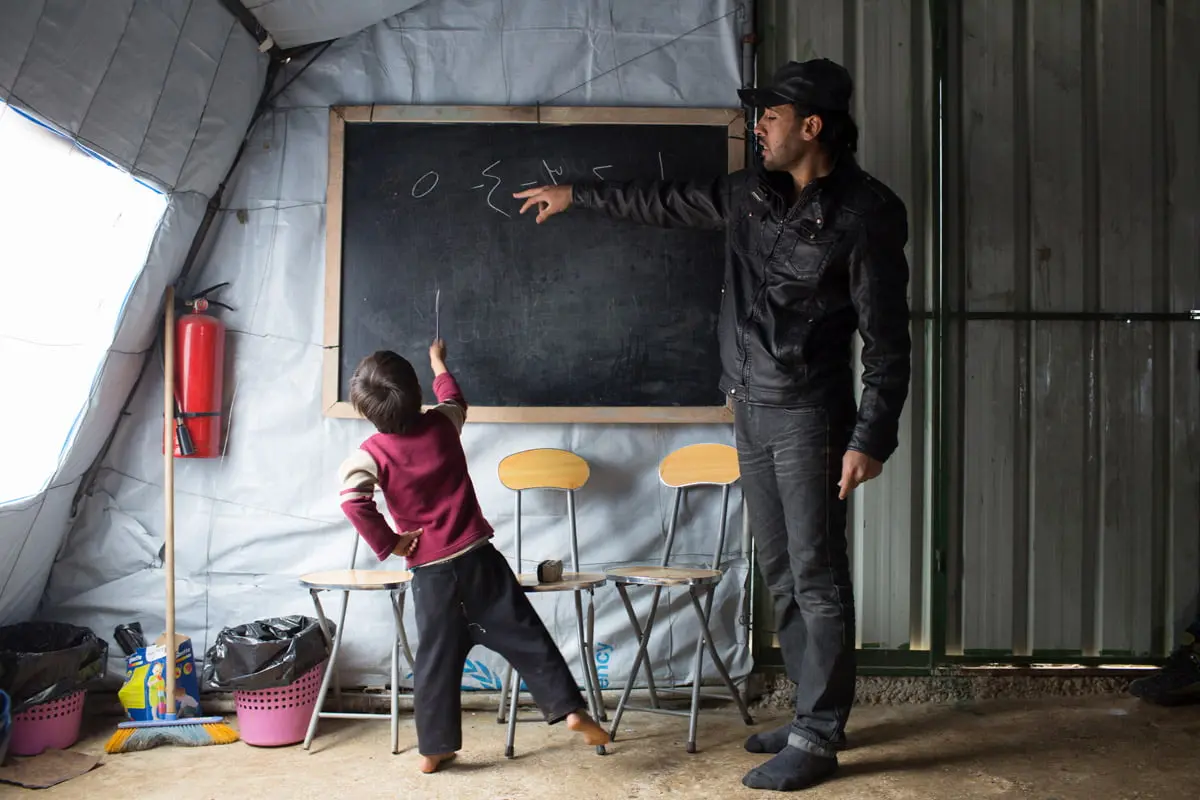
[336,338,609,773]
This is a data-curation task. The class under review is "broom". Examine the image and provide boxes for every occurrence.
[105,285,239,753]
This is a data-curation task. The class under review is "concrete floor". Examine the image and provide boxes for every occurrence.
[27,695,1200,799]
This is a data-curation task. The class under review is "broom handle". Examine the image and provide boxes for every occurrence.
[163,285,177,719]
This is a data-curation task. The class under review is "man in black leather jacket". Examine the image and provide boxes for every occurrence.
[515,59,911,791]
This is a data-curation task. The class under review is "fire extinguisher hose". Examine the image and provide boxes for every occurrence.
[157,322,196,457]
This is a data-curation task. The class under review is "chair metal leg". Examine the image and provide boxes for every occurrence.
[305,589,344,750]
[684,559,727,752]
[608,583,662,741]
[688,588,753,725]
[390,590,402,755]
[333,589,350,710]
[573,590,606,755]
[502,487,521,730]
[585,588,607,722]
[395,590,414,667]
[497,665,512,724]
[505,669,520,759]
[572,592,600,718]
[616,581,661,709]
[686,625,706,753]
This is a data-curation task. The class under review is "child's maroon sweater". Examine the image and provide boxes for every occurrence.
[337,372,493,567]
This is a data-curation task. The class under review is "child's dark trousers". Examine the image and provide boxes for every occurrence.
[410,542,585,755]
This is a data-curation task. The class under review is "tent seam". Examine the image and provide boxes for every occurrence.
[76,1,136,142]
[4,1,47,112]
[243,110,290,335]
[172,19,238,188]
[132,0,196,175]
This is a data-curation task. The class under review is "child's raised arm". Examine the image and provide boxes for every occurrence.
[429,338,466,433]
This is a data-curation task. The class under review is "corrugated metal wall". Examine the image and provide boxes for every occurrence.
[757,0,1200,662]
[943,0,1200,658]
[758,0,935,653]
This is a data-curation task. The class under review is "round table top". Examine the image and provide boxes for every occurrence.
[299,569,413,590]
[516,571,608,592]
[604,566,723,587]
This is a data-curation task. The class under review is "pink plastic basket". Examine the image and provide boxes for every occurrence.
[233,660,326,747]
[10,690,85,757]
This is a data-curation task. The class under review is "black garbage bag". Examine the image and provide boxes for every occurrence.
[202,615,333,692]
[0,622,108,714]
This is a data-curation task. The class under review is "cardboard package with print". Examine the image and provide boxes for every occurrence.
[116,636,202,721]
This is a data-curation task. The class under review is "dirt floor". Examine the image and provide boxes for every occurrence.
[16,695,1200,799]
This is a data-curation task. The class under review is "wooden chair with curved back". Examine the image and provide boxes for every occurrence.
[604,443,754,753]
[495,447,607,758]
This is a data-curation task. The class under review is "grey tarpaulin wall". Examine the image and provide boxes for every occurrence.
[1,0,750,692]
[0,0,268,625]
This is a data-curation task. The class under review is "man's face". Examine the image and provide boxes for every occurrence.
[753,103,819,172]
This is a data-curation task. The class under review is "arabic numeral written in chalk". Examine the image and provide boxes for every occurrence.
[410,170,439,198]
[542,160,564,185]
[470,160,511,217]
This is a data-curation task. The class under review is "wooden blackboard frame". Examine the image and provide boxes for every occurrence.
[323,104,745,423]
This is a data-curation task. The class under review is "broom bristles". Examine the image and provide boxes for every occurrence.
[105,721,239,753]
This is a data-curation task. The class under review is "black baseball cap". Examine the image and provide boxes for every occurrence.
[737,58,853,113]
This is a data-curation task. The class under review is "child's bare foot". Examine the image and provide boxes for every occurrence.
[418,752,456,774]
[566,711,611,746]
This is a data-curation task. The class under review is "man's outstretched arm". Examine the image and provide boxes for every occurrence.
[514,175,737,230]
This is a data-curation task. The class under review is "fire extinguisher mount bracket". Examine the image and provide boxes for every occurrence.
[182,282,236,313]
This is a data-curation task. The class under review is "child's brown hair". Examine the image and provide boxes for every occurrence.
[349,350,422,434]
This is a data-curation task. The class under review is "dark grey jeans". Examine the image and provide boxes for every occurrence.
[735,400,856,759]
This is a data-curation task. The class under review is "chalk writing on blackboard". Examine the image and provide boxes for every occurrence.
[410,170,439,198]
[472,160,511,217]
[394,156,673,203]
[542,160,564,186]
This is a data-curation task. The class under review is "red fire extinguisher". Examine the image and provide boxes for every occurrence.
[171,283,232,459]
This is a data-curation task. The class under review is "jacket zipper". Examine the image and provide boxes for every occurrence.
[739,180,817,394]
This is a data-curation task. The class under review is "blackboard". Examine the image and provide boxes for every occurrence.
[322,105,744,423]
